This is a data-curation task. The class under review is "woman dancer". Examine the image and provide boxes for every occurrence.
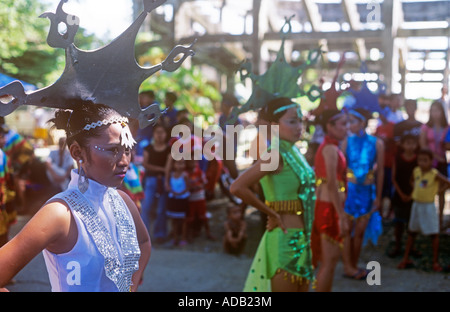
[231,97,316,292]
[341,108,384,279]
[0,102,151,292]
[311,109,349,291]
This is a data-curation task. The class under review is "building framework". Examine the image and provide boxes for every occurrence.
[132,0,449,99]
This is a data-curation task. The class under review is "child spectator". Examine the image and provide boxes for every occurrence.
[166,158,190,247]
[393,99,422,143]
[0,124,16,249]
[398,149,450,272]
[120,153,145,213]
[223,205,247,256]
[386,94,404,124]
[419,101,449,231]
[389,133,418,257]
[186,159,215,242]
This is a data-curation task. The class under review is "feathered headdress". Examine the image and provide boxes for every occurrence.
[226,16,323,124]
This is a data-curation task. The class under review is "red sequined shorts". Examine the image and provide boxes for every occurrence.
[311,200,343,267]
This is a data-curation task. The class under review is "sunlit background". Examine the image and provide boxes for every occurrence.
[39,0,449,101]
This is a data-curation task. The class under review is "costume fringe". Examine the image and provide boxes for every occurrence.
[346,169,374,182]
[315,178,346,193]
[320,233,344,249]
[275,268,312,286]
[266,200,303,215]
[346,211,372,221]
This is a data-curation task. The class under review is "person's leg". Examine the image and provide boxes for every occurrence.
[180,217,188,245]
[315,238,341,292]
[351,216,370,268]
[382,167,393,220]
[140,176,157,232]
[153,191,168,240]
[431,234,442,271]
[341,218,359,276]
[172,218,181,245]
[438,191,445,231]
[196,199,215,240]
[184,217,194,243]
[437,162,448,231]
[398,232,416,268]
[185,200,198,242]
[203,218,215,240]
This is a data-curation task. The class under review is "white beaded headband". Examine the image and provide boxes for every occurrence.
[83,116,129,131]
[68,116,137,149]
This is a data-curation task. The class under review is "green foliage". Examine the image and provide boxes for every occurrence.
[0,0,56,85]
[0,0,105,87]
[139,48,221,123]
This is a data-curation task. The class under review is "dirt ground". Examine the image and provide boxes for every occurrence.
[6,191,450,292]
[147,194,450,292]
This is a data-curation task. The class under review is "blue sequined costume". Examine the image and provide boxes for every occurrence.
[344,133,382,246]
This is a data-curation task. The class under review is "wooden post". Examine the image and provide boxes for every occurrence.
[251,0,262,76]
[381,0,394,93]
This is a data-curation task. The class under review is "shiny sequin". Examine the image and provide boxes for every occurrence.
[278,140,315,239]
[344,133,377,217]
[285,230,314,280]
[62,189,140,292]
[344,133,382,246]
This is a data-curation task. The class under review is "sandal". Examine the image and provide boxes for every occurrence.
[343,268,368,280]
[432,263,443,272]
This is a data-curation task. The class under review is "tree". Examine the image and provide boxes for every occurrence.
[0,0,103,87]
[138,46,221,123]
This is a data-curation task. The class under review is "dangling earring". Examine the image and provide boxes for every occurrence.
[78,159,89,193]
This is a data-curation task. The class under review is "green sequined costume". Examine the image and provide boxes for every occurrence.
[243,140,316,292]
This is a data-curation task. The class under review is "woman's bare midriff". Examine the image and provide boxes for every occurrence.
[280,213,305,229]
[316,184,346,203]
